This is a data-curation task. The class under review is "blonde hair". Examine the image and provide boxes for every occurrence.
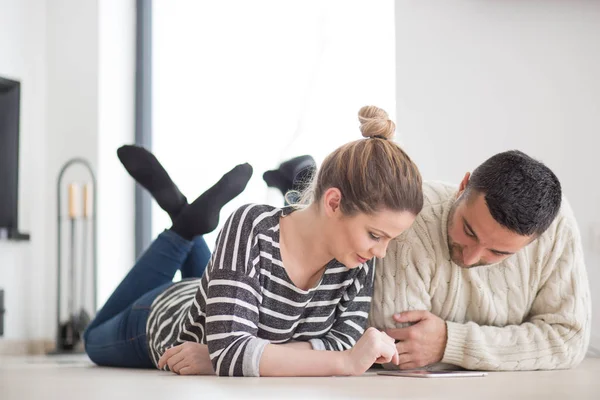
[293,106,423,216]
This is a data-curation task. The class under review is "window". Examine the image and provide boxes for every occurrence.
[152,0,396,248]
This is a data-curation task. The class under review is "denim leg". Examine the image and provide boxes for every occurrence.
[84,283,171,368]
[85,230,193,337]
[180,236,211,279]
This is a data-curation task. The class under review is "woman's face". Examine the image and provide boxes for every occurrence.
[326,203,416,268]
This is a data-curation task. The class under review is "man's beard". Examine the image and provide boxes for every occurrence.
[447,201,488,268]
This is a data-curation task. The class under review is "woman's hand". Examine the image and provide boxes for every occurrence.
[157,342,214,375]
[344,327,399,375]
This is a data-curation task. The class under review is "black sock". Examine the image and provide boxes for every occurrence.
[117,145,188,223]
[171,163,253,239]
[263,155,316,197]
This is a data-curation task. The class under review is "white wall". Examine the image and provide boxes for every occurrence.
[0,0,49,340]
[0,0,134,344]
[45,0,101,341]
[45,0,135,336]
[96,0,136,311]
[395,0,600,350]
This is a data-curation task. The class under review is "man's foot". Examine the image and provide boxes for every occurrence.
[263,155,316,197]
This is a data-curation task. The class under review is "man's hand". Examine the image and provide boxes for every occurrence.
[157,342,214,375]
[385,310,448,370]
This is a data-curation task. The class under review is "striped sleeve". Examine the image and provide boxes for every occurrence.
[309,259,375,351]
[204,205,269,376]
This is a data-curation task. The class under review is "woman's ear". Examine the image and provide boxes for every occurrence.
[322,187,342,217]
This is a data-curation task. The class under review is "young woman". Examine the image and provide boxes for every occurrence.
[84,106,423,377]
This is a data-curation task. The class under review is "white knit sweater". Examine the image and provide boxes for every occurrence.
[369,181,591,371]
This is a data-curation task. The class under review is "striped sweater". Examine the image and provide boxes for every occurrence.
[147,204,375,376]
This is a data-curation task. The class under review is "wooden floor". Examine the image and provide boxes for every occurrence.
[2,355,599,399]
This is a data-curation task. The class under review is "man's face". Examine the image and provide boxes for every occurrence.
[446,175,535,268]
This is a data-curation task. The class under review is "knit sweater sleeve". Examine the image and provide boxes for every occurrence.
[368,223,434,331]
[442,213,592,371]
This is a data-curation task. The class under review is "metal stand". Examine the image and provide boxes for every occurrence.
[50,158,97,354]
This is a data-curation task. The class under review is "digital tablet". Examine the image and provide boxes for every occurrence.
[377,370,488,378]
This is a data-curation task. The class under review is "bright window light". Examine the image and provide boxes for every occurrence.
[152,0,396,249]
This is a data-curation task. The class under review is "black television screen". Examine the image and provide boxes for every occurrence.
[0,77,21,236]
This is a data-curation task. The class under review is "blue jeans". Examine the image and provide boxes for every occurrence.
[84,230,211,368]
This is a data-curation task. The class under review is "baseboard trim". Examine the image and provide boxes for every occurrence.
[588,333,600,357]
[0,339,56,355]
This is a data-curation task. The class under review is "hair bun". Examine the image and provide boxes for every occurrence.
[358,105,396,140]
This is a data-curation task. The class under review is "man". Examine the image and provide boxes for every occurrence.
[369,150,591,371]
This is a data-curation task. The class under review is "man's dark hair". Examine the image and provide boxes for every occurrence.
[466,150,562,236]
